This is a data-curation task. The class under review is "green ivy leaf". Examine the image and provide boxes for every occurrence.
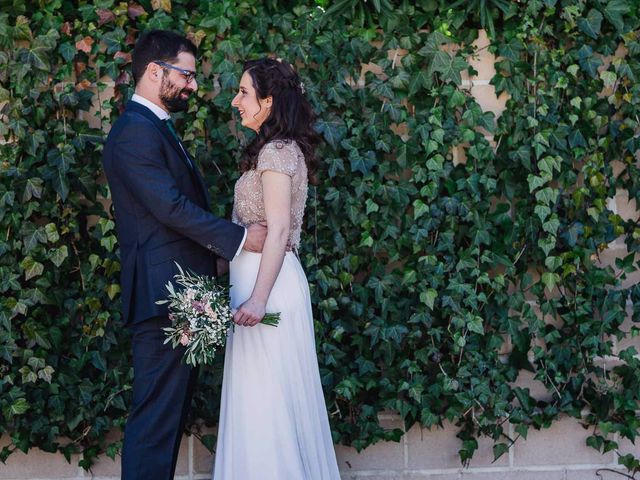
[543,215,560,235]
[604,0,630,32]
[541,272,560,292]
[577,9,603,39]
[315,119,346,150]
[409,69,431,96]
[420,288,437,310]
[430,51,468,85]
[545,256,563,272]
[535,205,551,222]
[600,70,617,88]
[21,46,49,71]
[493,442,509,461]
[58,42,75,62]
[578,45,603,78]
[9,398,30,416]
[22,178,43,202]
[20,257,44,281]
[538,236,556,256]
[48,246,68,267]
[44,223,60,243]
[413,199,429,219]
[467,315,484,335]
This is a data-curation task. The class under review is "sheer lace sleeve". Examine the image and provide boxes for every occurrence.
[257,141,299,177]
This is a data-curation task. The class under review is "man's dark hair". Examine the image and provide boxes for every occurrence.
[131,30,197,84]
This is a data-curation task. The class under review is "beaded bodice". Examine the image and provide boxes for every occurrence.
[232,140,308,250]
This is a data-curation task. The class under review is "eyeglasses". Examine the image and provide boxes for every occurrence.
[153,61,196,83]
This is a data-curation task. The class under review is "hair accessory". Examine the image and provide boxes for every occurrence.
[299,82,306,94]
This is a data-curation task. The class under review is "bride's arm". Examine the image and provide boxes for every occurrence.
[233,170,291,327]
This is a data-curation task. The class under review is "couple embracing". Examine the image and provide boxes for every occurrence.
[102,30,340,480]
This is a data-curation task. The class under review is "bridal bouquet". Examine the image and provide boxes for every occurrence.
[156,263,280,367]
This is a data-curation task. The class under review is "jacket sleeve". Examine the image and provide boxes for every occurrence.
[110,120,245,261]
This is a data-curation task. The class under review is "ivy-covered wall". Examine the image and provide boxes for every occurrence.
[1,0,640,472]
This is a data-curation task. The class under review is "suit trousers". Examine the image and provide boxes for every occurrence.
[121,316,198,480]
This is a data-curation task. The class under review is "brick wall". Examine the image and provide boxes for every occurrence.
[3,30,637,480]
[2,415,637,479]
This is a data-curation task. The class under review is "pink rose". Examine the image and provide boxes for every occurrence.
[191,300,205,313]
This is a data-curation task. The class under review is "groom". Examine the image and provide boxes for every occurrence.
[102,30,266,479]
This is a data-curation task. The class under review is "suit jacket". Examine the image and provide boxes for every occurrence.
[102,101,245,325]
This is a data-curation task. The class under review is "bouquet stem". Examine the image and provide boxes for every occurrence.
[261,313,280,327]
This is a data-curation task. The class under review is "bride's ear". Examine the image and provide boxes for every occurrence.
[263,96,273,108]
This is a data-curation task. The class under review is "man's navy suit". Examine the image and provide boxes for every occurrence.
[102,100,244,479]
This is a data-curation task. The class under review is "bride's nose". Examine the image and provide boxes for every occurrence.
[231,93,240,107]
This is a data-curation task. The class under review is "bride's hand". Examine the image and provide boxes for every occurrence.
[233,297,266,327]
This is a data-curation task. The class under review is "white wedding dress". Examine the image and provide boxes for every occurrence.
[212,140,341,480]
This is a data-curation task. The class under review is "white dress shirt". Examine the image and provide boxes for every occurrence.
[130,93,247,257]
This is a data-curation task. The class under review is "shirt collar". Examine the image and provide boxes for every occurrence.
[131,93,170,121]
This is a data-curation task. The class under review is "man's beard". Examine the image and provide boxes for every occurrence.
[159,75,192,112]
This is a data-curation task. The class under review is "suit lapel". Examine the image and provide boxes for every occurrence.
[125,101,210,208]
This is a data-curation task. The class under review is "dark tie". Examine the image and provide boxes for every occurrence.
[164,118,194,169]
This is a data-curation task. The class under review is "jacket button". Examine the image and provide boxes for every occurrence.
[207,244,212,250]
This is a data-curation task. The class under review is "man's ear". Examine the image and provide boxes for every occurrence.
[146,62,162,83]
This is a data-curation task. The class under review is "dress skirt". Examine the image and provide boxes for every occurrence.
[213,251,341,480]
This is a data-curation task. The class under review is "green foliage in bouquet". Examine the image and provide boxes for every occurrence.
[158,263,278,367]
[1,0,640,473]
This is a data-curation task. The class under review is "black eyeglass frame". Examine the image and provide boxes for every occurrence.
[153,61,196,83]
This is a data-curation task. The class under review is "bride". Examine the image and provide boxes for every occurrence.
[212,58,341,480]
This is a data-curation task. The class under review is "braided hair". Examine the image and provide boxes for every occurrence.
[238,58,321,184]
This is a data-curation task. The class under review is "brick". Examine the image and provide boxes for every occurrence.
[340,475,404,480]
[615,435,640,458]
[513,417,613,466]
[595,246,640,289]
[466,84,508,118]
[613,306,640,355]
[406,474,460,480]
[615,189,639,222]
[193,429,216,474]
[89,454,121,478]
[511,370,553,403]
[336,418,405,472]
[468,30,497,81]
[361,62,385,80]
[467,434,509,468]
[335,440,404,472]
[0,436,80,479]
[388,48,409,65]
[390,122,410,142]
[566,468,624,480]
[406,423,460,469]
[611,160,627,179]
[78,78,115,131]
[85,429,122,478]
[175,435,189,476]
[452,145,468,166]
[462,471,564,480]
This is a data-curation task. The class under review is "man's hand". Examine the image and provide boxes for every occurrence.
[216,257,229,276]
[243,222,268,253]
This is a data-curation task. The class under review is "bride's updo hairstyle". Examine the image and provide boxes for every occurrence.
[239,57,321,184]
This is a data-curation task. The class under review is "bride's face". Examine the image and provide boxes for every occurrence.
[231,72,272,132]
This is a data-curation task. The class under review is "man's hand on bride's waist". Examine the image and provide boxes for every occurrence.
[243,222,268,253]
